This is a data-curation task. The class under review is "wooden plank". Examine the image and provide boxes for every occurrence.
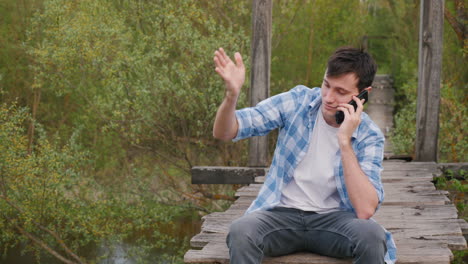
[191,232,466,253]
[198,216,463,237]
[235,179,439,194]
[199,213,463,230]
[248,0,272,167]
[185,240,454,264]
[234,184,451,206]
[374,205,458,220]
[255,174,437,184]
[392,241,453,264]
[185,242,353,264]
[188,233,460,263]
[190,232,227,248]
[210,205,459,222]
[191,166,266,184]
[191,161,441,185]
[415,0,445,161]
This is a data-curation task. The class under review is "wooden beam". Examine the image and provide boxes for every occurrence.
[415,0,444,162]
[191,167,267,184]
[249,0,272,167]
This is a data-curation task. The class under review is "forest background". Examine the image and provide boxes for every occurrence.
[0,0,466,263]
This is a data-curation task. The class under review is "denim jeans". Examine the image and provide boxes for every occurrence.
[226,207,387,264]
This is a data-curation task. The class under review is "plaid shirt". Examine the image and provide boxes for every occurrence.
[233,85,397,264]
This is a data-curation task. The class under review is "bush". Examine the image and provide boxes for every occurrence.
[0,103,198,263]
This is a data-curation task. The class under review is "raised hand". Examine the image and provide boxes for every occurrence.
[214,48,245,99]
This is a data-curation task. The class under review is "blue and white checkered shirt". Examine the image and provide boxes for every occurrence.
[233,85,397,264]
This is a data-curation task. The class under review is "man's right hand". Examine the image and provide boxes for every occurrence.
[214,48,245,99]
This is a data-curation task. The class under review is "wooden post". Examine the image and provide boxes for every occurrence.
[415,0,444,162]
[249,0,272,167]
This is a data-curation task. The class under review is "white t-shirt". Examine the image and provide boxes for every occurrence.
[279,107,341,213]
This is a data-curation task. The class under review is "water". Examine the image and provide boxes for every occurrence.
[0,217,201,264]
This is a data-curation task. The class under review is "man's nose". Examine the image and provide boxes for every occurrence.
[324,90,335,102]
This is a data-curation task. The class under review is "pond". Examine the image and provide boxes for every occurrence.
[0,216,202,264]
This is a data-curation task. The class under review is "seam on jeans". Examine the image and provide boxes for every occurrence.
[305,228,355,256]
[300,213,306,249]
[256,227,306,249]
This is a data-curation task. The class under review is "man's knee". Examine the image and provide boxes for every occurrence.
[227,215,261,247]
[353,220,386,253]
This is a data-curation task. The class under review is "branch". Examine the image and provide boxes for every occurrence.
[0,195,86,264]
[444,8,466,45]
[272,0,306,50]
[14,223,78,264]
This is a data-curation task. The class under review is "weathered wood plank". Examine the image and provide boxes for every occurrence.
[415,0,445,161]
[185,239,454,264]
[191,231,466,251]
[248,0,272,167]
[199,217,464,238]
[234,184,451,207]
[202,205,459,224]
[192,161,440,185]
[234,180,443,196]
[185,242,354,264]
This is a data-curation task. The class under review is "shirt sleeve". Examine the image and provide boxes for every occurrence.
[233,86,304,142]
[356,123,386,207]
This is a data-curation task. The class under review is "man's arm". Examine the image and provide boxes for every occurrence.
[339,143,379,219]
[212,48,245,141]
[337,96,379,219]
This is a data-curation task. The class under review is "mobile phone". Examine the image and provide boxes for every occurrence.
[335,90,368,125]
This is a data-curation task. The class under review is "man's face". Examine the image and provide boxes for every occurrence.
[320,72,360,126]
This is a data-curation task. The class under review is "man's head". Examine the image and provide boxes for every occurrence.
[326,47,377,92]
[320,47,377,126]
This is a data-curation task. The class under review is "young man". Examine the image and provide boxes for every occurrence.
[212,47,396,264]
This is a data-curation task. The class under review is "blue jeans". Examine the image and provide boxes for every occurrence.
[226,207,386,264]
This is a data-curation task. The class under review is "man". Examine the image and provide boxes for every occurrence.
[212,47,396,264]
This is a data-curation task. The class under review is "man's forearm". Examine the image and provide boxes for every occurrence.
[213,95,239,141]
[340,141,379,219]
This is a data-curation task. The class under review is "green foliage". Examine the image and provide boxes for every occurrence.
[390,80,417,155]
[439,85,468,162]
[434,167,468,264]
[271,0,368,93]
[1,0,252,262]
[451,249,468,264]
[434,168,468,221]
[0,103,199,263]
[434,169,467,264]
[0,0,40,103]
[26,0,251,170]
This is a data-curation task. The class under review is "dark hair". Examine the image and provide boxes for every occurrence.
[326,47,377,91]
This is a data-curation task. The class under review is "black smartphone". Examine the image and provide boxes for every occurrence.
[335,90,368,124]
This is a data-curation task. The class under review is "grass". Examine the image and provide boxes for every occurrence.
[433,169,468,264]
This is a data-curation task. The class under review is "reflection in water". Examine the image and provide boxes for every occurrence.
[97,242,136,264]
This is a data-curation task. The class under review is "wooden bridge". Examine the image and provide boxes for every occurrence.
[184,2,463,262]
[184,161,467,263]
